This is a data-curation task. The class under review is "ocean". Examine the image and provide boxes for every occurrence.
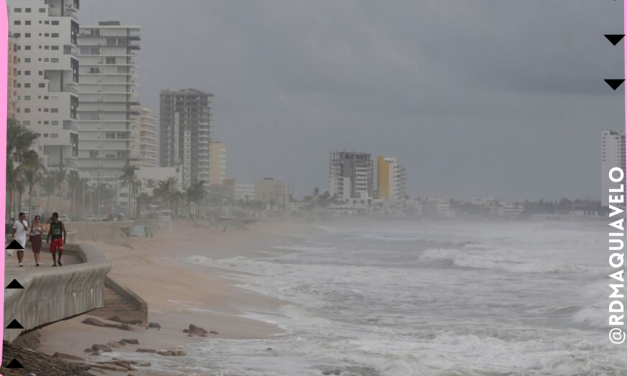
[149,220,626,375]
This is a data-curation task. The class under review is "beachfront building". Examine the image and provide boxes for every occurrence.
[131,107,158,167]
[602,130,626,206]
[235,183,256,201]
[209,141,226,186]
[329,150,374,200]
[255,178,288,206]
[377,155,406,202]
[77,21,141,181]
[8,31,18,119]
[8,0,80,169]
[160,89,212,189]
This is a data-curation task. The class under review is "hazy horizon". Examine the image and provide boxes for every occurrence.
[82,0,624,202]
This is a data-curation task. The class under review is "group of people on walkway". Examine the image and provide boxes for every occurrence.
[10,212,67,267]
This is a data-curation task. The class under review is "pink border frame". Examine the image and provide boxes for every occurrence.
[0,0,9,368]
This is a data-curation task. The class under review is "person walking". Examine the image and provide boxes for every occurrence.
[29,215,43,267]
[11,212,29,267]
[46,212,67,267]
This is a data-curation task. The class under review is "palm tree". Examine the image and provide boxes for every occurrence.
[22,160,45,216]
[119,165,139,217]
[185,180,206,216]
[154,177,178,211]
[6,119,40,219]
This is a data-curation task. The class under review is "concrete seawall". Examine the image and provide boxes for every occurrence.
[3,244,111,342]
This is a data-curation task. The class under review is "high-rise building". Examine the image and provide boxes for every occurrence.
[8,0,80,169]
[329,151,374,200]
[235,183,256,201]
[131,107,157,167]
[377,155,406,201]
[8,32,18,119]
[602,130,626,206]
[255,178,288,206]
[77,21,141,180]
[209,141,226,186]
[160,89,212,189]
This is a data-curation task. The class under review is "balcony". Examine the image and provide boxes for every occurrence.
[63,45,78,58]
[63,120,78,131]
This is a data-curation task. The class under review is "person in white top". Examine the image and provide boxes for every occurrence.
[11,212,29,267]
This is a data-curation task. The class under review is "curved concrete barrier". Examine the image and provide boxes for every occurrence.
[3,243,112,342]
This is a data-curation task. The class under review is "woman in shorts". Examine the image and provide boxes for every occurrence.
[29,215,43,267]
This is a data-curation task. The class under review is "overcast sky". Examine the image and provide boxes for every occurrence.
[82,0,624,201]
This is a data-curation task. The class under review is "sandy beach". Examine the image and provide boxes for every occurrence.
[34,218,313,376]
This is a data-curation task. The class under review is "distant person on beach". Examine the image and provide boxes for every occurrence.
[46,212,67,267]
[11,212,28,267]
[29,215,43,267]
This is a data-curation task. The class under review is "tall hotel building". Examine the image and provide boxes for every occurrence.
[130,107,158,167]
[209,141,226,186]
[160,89,212,189]
[8,0,80,169]
[77,21,141,180]
[602,130,626,206]
[329,151,374,200]
[8,31,18,119]
[377,156,406,201]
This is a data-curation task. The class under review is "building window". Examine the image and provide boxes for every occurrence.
[43,134,49,138]
[25,21,31,26]
[25,46,31,50]
[51,46,59,50]
[13,33,20,38]
[13,21,20,25]
[51,33,59,38]
[106,57,116,64]
[24,71,30,75]
[25,8,31,13]
[51,108,59,113]
[51,134,58,139]
[24,96,30,101]
[39,8,46,13]
[51,58,59,63]
[24,58,30,63]
[25,33,31,38]
[39,83,46,88]
[51,21,59,26]
[24,108,30,113]
[51,121,58,126]
[14,8,21,13]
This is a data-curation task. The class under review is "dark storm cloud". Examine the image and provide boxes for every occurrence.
[82,0,624,200]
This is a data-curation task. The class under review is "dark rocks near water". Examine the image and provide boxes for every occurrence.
[118,323,135,331]
[107,316,143,326]
[183,324,209,337]
[136,348,157,354]
[210,330,219,335]
[2,340,95,376]
[147,322,161,330]
[52,352,84,362]
[119,338,140,345]
[82,317,106,327]
[13,331,42,350]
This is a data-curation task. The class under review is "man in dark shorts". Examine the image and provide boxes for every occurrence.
[46,212,67,267]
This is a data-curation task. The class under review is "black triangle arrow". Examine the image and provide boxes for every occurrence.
[6,319,24,329]
[605,34,625,46]
[605,79,625,90]
[5,240,24,250]
[5,279,23,289]
[5,359,23,368]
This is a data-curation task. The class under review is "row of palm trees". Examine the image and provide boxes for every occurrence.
[6,119,211,220]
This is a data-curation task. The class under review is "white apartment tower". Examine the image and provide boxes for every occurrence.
[131,107,157,167]
[602,130,626,206]
[8,0,80,169]
[329,151,374,200]
[377,156,406,201]
[209,141,226,186]
[77,21,141,180]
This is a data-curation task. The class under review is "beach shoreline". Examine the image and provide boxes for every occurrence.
[33,218,314,375]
